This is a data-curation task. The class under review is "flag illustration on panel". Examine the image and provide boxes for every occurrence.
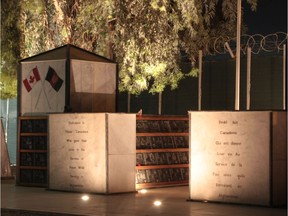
[23,67,41,92]
[45,66,63,92]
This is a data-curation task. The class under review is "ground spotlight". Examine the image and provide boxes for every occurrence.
[81,195,90,201]
[153,200,162,206]
[139,189,148,194]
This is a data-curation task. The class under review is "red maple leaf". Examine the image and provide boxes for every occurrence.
[29,75,35,83]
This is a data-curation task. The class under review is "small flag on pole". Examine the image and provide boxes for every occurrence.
[23,67,41,92]
[137,109,143,116]
[45,66,63,92]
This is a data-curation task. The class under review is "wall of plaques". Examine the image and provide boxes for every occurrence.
[136,115,189,189]
[17,115,190,189]
[17,116,48,186]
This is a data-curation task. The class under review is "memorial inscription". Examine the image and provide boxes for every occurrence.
[49,115,103,192]
[213,119,244,194]
[63,120,88,190]
[189,112,270,205]
[49,113,136,194]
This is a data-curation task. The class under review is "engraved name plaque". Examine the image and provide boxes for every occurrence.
[189,111,286,206]
[49,113,136,194]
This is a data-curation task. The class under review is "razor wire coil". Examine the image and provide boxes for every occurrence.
[202,32,287,56]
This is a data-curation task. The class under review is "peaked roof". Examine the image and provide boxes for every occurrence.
[20,44,116,63]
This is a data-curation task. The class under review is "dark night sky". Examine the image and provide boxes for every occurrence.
[243,0,287,35]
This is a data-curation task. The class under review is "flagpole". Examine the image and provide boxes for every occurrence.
[33,66,52,110]
[34,81,51,110]
[41,81,52,110]
[34,90,42,110]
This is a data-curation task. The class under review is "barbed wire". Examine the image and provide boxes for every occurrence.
[202,32,287,56]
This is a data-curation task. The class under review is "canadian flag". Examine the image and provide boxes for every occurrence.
[23,67,41,92]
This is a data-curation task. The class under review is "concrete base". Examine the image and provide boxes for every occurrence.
[1,179,287,216]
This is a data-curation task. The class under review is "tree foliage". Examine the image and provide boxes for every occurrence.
[114,0,184,94]
[0,0,21,99]
[115,0,257,94]
[17,0,112,57]
[1,0,258,97]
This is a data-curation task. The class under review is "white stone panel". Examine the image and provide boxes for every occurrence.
[189,111,271,205]
[49,113,136,194]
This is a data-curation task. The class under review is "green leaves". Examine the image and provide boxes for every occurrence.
[0,0,21,99]
[115,0,258,94]
[114,0,182,94]
[1,0,258,98]
[0,73,17,99]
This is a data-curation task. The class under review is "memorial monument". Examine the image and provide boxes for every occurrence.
[188,111,287,206]
[17,45,137,193]
[49,113,136,194]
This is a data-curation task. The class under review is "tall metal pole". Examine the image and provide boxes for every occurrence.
[246,47,251,110]
[5,99,9,143]
[127,93,131,113]
[158,92,162,115]
[198,50,203,111]
[235,0,241,110]
[283,44,286,110]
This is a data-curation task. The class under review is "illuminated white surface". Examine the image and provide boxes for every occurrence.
[71,60,116,94]
[49,113,136,194]
[189,111,271,205]
[20,60,66,114]
[69,60,117,112]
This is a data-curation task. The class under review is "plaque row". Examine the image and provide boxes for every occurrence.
[137,136,188,149]
[19,169,47,184]
[20,136,47,150]
[20,152,47,167]
[136,167,189,184]
[20,119,47,133]
[136,120,188,133]
[136,152,189,166]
